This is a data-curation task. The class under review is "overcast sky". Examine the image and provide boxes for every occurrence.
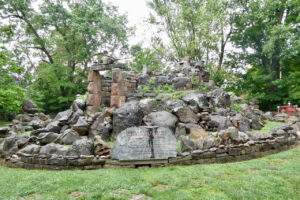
[103,0,154,47]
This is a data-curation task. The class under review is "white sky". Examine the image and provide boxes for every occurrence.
[103,0,155,47]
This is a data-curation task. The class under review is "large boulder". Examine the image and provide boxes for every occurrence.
[155,76,168,86]
[72,98,85,112]
[180,136,198,152]
[0,134,18,155]
[0,127,11,138]
[54,109,73,125]
[21,99,38,114]
[71,138,94,156]
[19,144,41,155]
[137,74,150,85]
[39,143,70,156]
[58,129,81,145]
[139,98,156,115]
[185,123,207,138]
[89,113,112,140]
[274,113,289,122]
[144,111,178,130]
[208,115,232,131]
[182,92,208,111]
[231,113,251,132]
[37,132,60,145]
[173,106,200,123]
[28,119,48,129]
[112,101,143,137]
[45,121,62,133]
[163,99,186,112]
[72,117,89,135]
[172,77,190,89]
[210,89,231,108]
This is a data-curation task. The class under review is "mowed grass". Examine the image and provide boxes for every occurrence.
[0,147,300,200]
[0,121,10,127]
[252,121,284,134]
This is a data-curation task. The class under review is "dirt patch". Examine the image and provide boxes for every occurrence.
[109,188,130,196]
[131,194,152,200]
[69,191,85,198]
[20,193,41,200]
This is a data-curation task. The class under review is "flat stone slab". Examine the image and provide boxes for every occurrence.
[111,126,178,160]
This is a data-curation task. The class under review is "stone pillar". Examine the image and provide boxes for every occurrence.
[111,68,126,108]
[86,70,102,115]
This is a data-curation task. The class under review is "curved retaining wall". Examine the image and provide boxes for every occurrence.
[1,136,299,170]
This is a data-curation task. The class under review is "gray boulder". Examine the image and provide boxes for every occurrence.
[263,112,273,121]
[163,99,186,112]
[72,98,85,112]
[89,113,112,140]
[58,129,81,145]
[144,111,178,130]
[274,113,289,122]
[0,127,11,138]
[71,139,94,156]
[19,144,41,154]
[232,113,251,132]
[155,76,168,85]
[21,99,38,114]
[45,121,62,133]
[173,106,200,123]
[139,98,156,115]
[137,74,150,85]
[72,116,89,135]
[180,136,198,152]
[210,89,231,108]
[54,109,73,125]
[182,92,208,111]
[37,132,60,145]
[208,115,232,131]
[112,101,143,137]
[172,77,190,89]
[0,134,18,154]
[39,143,70,156]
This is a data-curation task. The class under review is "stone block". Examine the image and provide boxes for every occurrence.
[111,83,127,96]
[86,94,101,107]
[112,69,123,83]
[228,148,240,156]
[110,95,126,108]
[88,82,101,94]
[88,70,100,82]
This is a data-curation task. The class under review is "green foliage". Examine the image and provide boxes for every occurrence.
[130,44,163,73]
[142,86,151,94]
[173,92,188,100]
[98,105,104,112]
[0,0,130,113]
[0,47,25,116]
[1,148,300,199]
[195,85,207,92]
[229,0,300,110]
[153,84,175,95]
[149,77,155,86]
[230,104,242,114]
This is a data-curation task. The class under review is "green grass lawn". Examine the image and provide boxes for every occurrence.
[0,121,10,127]
[0,147,300,200]
[252,121,284,134]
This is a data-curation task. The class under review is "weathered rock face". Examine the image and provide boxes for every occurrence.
[111,126,177,160]
[231,114,250,132]
[93,136,111,156]
[210,89,231,108]
[144,111,178,131]
[72,117,89,135]
[37,132,59,145]
[208,115,232,131]
[180,135,198,152]
[0,134,18,155]
[19,144,40,154]
[137,74,150,85]
[163,99,186,112]
[58,129,80,145]
[112,101,143,137]
[54,109,73,125]
[173,106,200,124]
[22,99,38,114]
[182,93,208,111]
[71,139,94,156]
[139,99,156,115]
[89,113,112,140]
[45,121,62,133]
[274,113,289,122]
[39,143,70,156]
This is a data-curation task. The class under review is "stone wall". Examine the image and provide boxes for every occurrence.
[1,137,299,170]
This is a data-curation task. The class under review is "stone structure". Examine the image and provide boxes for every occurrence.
[111,126,177,160]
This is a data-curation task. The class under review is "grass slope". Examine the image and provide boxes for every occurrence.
[253,121,284,134]
[0,121,10,127]
[0,147,300,200]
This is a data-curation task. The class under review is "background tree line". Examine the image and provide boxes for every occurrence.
[0,0,299,118]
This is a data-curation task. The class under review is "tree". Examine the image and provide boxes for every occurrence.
[147,0,233,69]
[0,46,25,117]
[0,0,130,112]
[230,0,300,110]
